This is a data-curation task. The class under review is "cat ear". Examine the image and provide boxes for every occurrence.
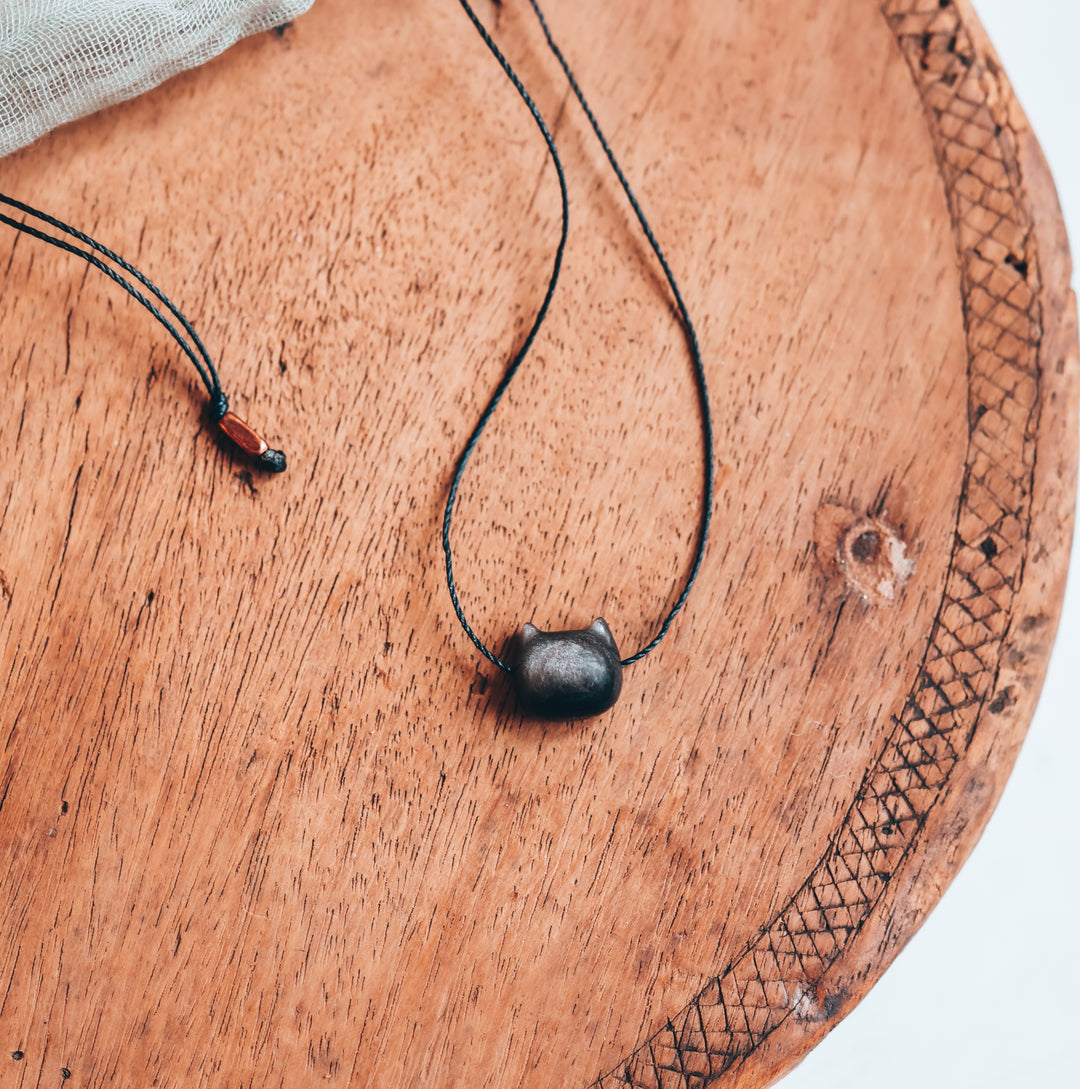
[519,622,541,647]
[589,617,616,649]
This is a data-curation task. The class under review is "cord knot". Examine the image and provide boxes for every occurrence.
[208,389,229,423]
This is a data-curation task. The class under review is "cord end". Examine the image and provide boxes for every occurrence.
[259,448,287,473]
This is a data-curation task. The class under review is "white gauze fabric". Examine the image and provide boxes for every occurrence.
[0,0,315,158]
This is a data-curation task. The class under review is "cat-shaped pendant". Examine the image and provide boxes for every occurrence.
[512,618,623,719]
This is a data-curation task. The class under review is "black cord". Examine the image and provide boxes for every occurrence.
[0,194,222,403]
[444,0,714,671]
[443,0,571,672]
[0,192,285,468]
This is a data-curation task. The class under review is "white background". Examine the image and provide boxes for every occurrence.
[777,2,1079,1087]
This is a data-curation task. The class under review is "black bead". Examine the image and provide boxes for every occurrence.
[512,618,623,719]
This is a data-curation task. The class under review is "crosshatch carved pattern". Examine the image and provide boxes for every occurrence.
[595,3,1043,1086]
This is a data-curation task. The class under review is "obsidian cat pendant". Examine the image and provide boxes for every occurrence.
[512,619,623,719]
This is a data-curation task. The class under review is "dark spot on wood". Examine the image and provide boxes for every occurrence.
[851,530,880,564]
[1020,613,1048,632]
[61,1069,71,1079]
[235,470,258,497]
[273,22,292,36]
[822,992,843,1019]
[919,32,932,70]
[61,800,68,814]
[1004,252,1029,278]
[989,686,1016,714]
[943,34,972,67]
[972,404,987,425]
[146,590,155,605]
[979,537,997,559]
[11,1050,23,1061]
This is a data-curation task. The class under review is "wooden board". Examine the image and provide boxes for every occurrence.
[0,1,1076,1087]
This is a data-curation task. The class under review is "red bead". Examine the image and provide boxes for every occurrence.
[218,411,269,457]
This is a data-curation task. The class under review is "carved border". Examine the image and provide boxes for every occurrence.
[596,3,1042,1085]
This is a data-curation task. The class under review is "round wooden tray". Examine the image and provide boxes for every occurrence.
[1,2,1076,1087]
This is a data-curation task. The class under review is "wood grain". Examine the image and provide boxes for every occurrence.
[0,1,1075,1087]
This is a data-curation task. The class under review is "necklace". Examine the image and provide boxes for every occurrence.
[0,193,286,473]
[1,0,713,723]
[444,0,715,719]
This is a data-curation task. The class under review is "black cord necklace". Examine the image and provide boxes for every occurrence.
[445,0,714,718]
[1,0,710,721]
[0,192,285,472]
